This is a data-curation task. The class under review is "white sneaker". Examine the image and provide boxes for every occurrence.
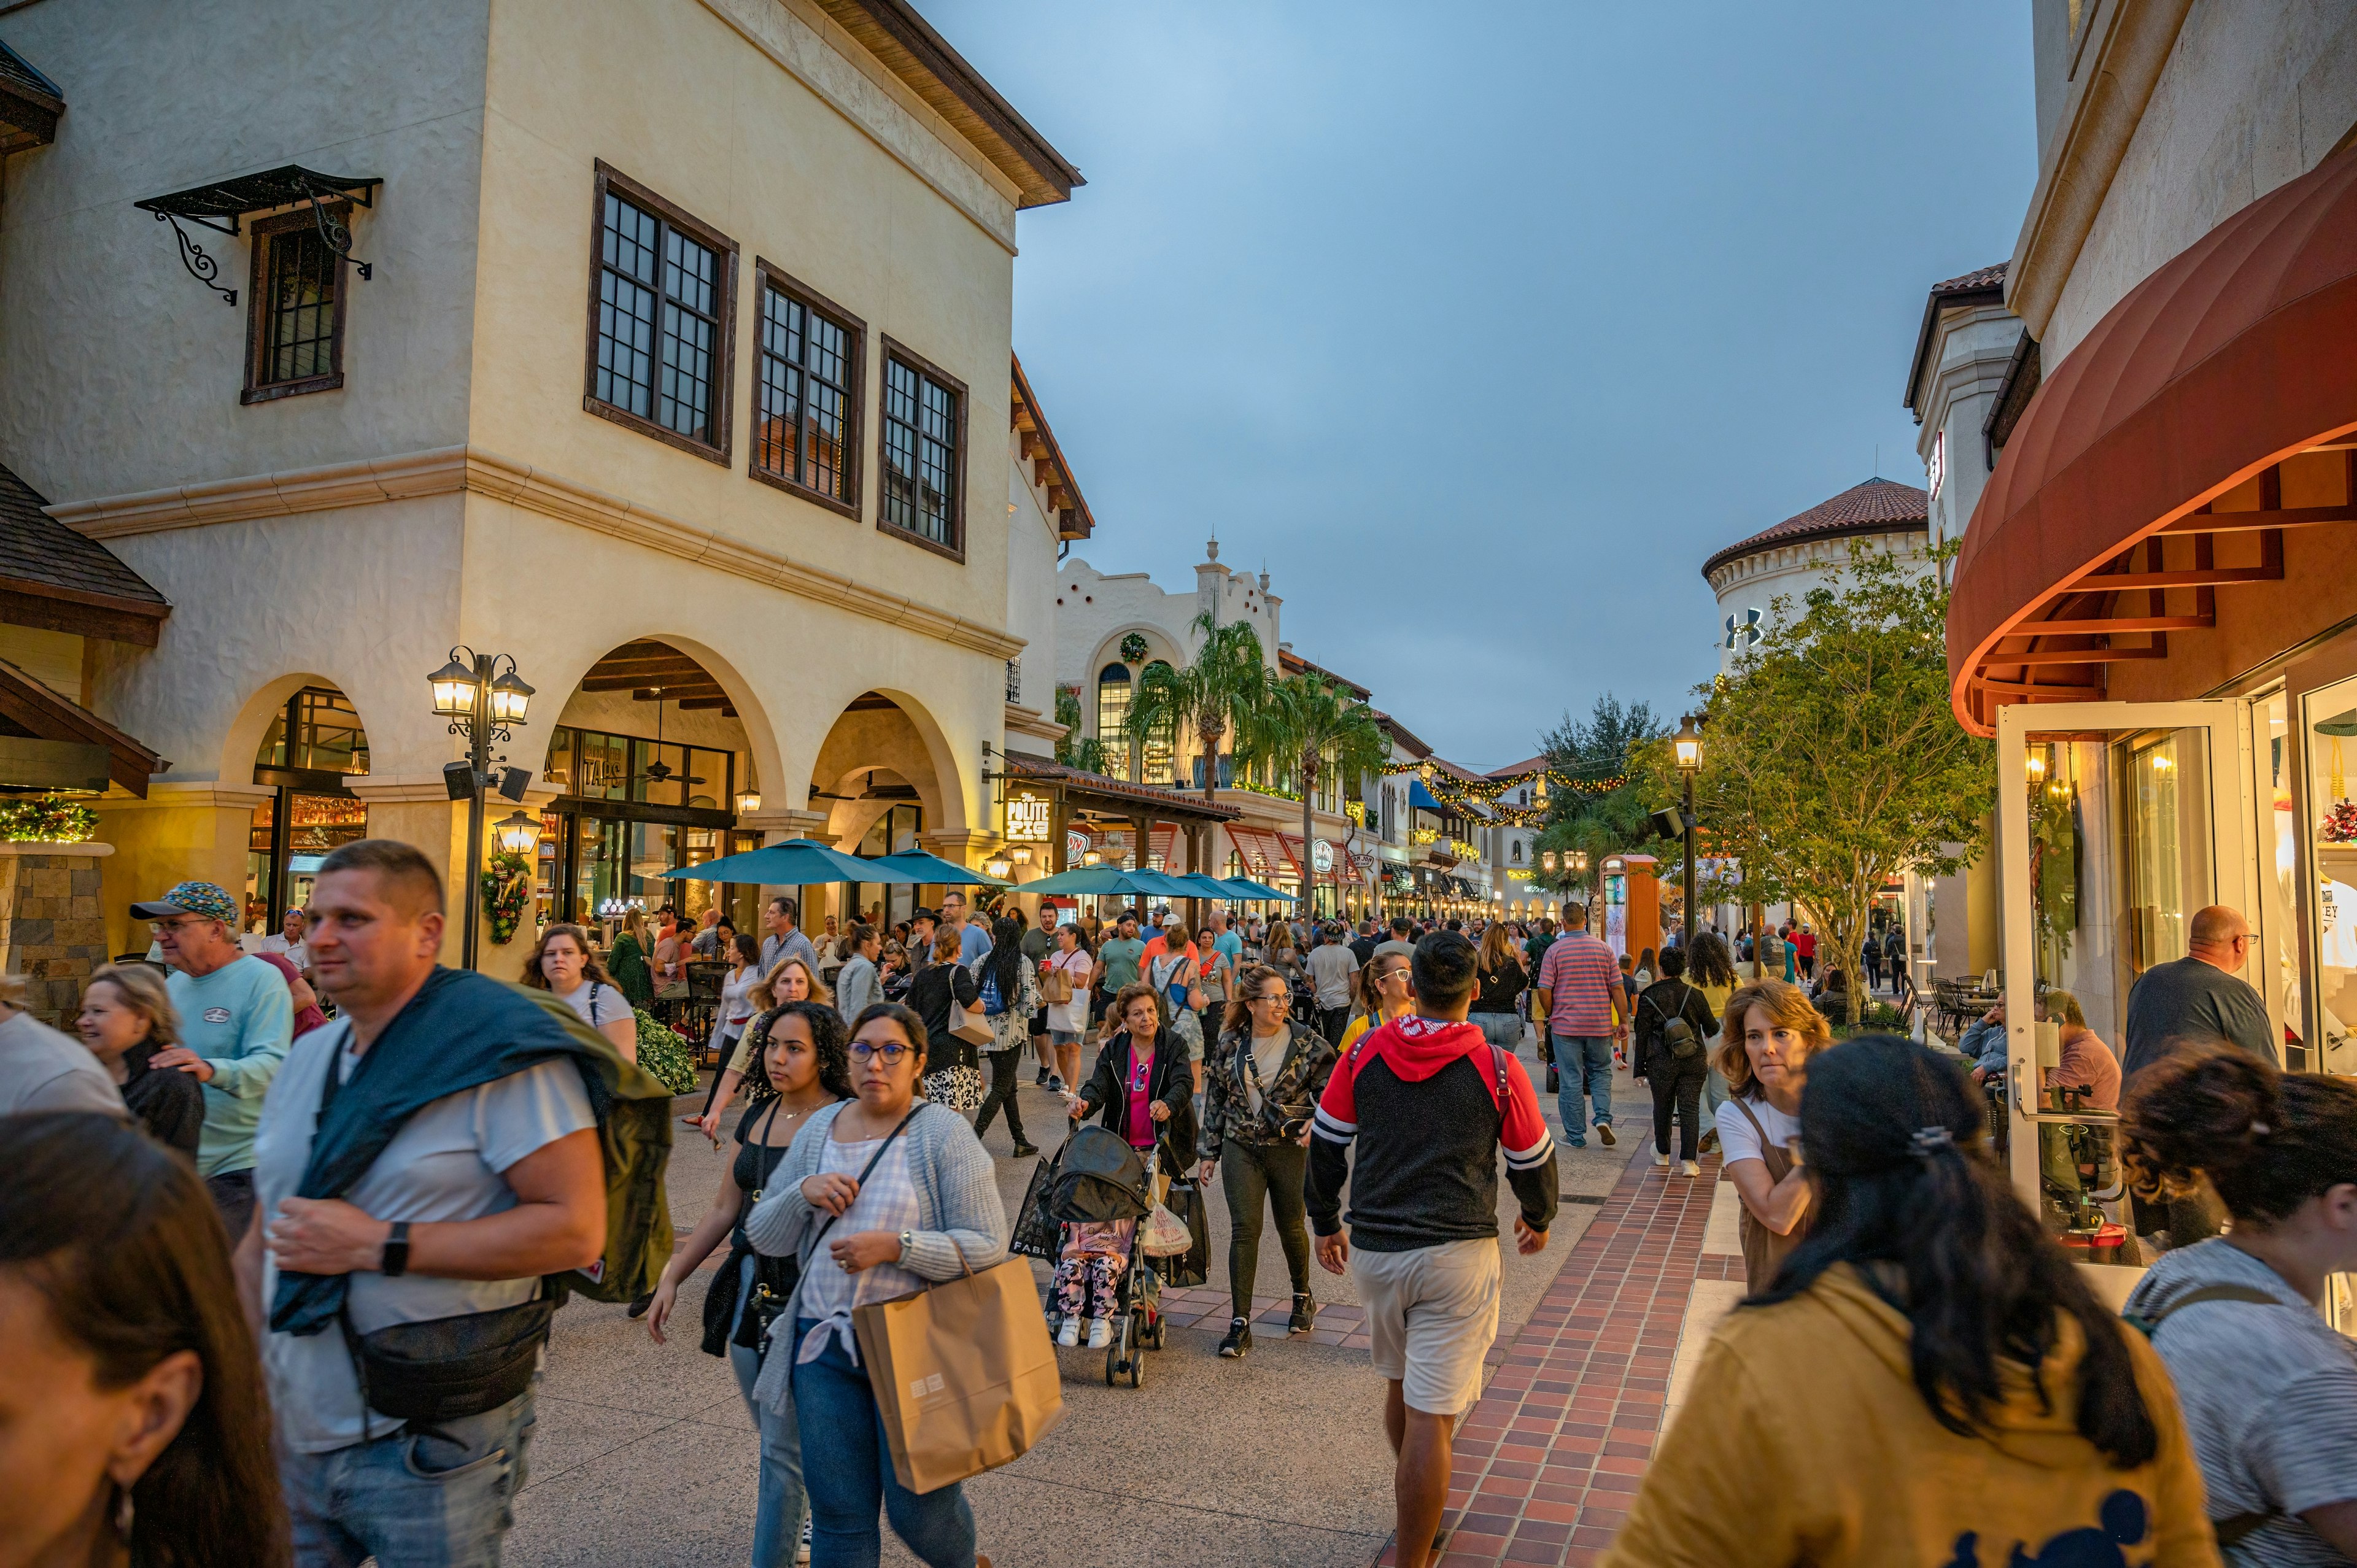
[1680,1160,1701,1178]
[797,1516,812,1564]
[1056,1315,1079,1347]
[1085,1316,1112,1348]
[1652,1150,1670,1167]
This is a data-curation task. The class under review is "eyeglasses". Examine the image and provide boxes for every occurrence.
[147,917,214,935]
[850,1041,913,1064]
[1248,989,1290,1005]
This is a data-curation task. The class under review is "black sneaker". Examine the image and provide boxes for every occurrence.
[625,1291,655,1319]
[1034,1068,1050,1086]
[1217,1318,1252,1358]
[1012,1141,1039,1159]
[1288,1293,1317,1335]
[1598,1124,1617,1147]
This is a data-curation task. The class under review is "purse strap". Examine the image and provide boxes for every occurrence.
[805,1105,920,1256]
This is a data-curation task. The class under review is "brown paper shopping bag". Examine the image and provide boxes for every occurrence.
[852,1256,1064,1493]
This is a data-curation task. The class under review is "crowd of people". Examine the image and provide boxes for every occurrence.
[7,863,2357,1568]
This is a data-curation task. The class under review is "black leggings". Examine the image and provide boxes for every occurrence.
[1219,1137,1311,1321]
[973,1047,1028,1144]
[1649,1052,1709,1161]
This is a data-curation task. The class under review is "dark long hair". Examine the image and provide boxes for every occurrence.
[985,914,1024,1006]
[0,1113,290,1568]
[1746,1035,2158,1469]
[1687,930,1736,990]
[2120,1041,2357,1224]
[745,1000,854,1106]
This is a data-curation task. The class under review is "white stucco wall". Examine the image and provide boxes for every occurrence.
[2040,2,2357,365]
[1914,303,2019,555]
[1708,530,1931,673]
[1005,428,1061,718]
[1054,543,1282,725]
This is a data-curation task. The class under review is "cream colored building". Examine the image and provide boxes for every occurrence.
[0,0,1080,967]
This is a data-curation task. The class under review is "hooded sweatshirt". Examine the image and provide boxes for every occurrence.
[1306,1014,1557,1251]
[1602,1264,2220,1568]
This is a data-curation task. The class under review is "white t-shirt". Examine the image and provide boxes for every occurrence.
[1714,1095,1800,1168]
[253,1021,597,1453]
[1045,949,1093,1035]
[554,979,625,1032]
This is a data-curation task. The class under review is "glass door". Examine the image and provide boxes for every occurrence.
[1995,700,2256,1305]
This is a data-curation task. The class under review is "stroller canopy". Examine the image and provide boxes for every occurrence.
[1050,1124,1150,1224]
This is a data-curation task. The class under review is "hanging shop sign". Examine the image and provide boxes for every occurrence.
[1310,838,1334,873]
[1005,792,1052,841]
[1066,829,1090,865]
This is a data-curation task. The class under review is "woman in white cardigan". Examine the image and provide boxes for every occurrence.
[745,999,1008,1568]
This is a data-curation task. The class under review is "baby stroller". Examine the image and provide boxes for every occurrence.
[1032,1122,1170,1388]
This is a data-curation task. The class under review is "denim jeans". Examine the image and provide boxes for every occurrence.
[792,1318,977,1568]
[282,1384,535,1568]
[1470,1013,1522,1052]
[727,1256,808,1567]
[1703,1062,1730,1123]
[1551,1033,1614,1146]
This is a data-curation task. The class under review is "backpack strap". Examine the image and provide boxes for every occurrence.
[2123,1282,2283,1335]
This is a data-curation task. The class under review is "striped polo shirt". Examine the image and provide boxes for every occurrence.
[1537,932,1621,1037]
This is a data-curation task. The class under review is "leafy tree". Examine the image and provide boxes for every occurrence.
[1531,695,1666,906]
[1123,612,1272,803]
[1634,541,1992,1025]
[1245,673,1390,899]
[1053,684,1107,775]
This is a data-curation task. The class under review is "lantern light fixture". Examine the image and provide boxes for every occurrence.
[1674,713,1703,773]
[428,654,478,718]
[1010,844,1033,864]
[735,789,761,815]
[2026,751,2047,781]
[493,808,541,856]
[985,855,1013,879]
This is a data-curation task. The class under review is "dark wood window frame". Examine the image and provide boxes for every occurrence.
[877,335,969,563]
[581,160,738,466]
[242,205,349,404]
[749,260,864,520]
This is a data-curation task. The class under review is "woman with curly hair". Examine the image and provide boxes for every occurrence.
[700,956,835,1137]
[1713,978,1832,1291]
[647,1000,851,1568]
[2119,1043,2357,1562]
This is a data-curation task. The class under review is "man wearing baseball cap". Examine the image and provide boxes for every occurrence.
[133,879,293,1234]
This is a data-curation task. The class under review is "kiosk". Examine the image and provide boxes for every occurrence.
[1600,854,1661,961]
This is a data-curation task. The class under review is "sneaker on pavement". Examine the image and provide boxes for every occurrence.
[1034,1068,1050,1086]
[1680,1160,1701,1177]
[1048,1074,1067,1093]
[1218,1318,1252,1358]
[1652,1149,1670,1167]
[1598,1124,1617,1147]
[1288,1292,1317,1335]
[1085,1317,1112,1349]
[797,1517,812,1564]
[1056,1315,1079,1348]
[1012,1141,1039,1158]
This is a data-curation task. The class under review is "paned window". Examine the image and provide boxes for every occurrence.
[880,344,964,552]
[585,165,735,460]
[753,271,861,510]
[244,211,346,401]
[1096,664,1132,781]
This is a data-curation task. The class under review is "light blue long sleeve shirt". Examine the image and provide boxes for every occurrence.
[168,955,295,1178]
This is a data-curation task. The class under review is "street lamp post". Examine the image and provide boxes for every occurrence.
[428,647,535,970]
[1674,713,1702,954]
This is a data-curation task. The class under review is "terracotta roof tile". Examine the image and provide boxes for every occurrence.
[1931,261,2008,296]
[1701,477,1928,582]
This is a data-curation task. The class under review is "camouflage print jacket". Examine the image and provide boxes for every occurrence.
[1198,1021,1337,1159]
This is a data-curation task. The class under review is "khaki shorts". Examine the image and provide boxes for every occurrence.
[1350,1237,1501,1416]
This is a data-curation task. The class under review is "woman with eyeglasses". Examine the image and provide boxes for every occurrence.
[742,1002,1007,1568]
[1197,963,1337,1359]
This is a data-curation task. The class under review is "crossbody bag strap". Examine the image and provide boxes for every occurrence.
[805,1106,920,1256]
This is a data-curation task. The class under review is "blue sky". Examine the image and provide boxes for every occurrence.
[919,2,2037,769]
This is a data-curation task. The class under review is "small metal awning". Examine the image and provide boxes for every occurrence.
[0,39,63,154]
[135,164,381,306]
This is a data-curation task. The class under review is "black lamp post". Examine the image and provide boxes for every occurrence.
[428,647,535,969]
[1674,714,1703,952]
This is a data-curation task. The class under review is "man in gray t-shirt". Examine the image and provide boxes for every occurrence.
[2122,906,2274,1082]
[0,1005,130,1119]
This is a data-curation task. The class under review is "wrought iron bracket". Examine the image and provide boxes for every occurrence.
[301,177,373,280]
[156,212,236,306]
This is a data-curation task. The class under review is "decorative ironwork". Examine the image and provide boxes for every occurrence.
[157,212,236,306]
[136,164,380,301]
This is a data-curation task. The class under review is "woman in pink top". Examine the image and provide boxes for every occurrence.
[2040,989,2122,1110]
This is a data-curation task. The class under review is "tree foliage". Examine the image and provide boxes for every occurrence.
[1244,673,1390,892]
[1532,695,1666,905]
[1053,684,1107,775]
[1635,541,1992,1024]
[1124,612,1271,801]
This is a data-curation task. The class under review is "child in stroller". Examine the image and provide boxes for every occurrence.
[1040,1127,1169,1386]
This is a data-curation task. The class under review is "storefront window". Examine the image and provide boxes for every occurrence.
[2252,691,2305,1065]
[2119,729,2213,983]
[2302,675,2357,1072]
[1095,666,1132,781]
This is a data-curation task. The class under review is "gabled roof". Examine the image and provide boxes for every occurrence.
[0,657,164,795]
[1905,260,2011,414]
[1278,649,1371,702]
[0,36,64,154]
[1485,754,1548,779]
[1009,353,1093,540]
[0,463,169,646]
[1701,477,1929,584]
[1371,710,1431,759]
[813,0,1081,209]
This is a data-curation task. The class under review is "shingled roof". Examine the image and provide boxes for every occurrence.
[1701,477,1929,583]
[1905,259,2012,412]
[0,462,170,644]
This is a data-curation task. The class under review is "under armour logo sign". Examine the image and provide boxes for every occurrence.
[1723,608,1763,651]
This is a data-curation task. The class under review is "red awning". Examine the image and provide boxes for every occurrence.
[1226,824,1297,882]
[1947,142,2357,733]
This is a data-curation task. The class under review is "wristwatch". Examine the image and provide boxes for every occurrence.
[897,1230,914,1263]
[381,1221,411,1278]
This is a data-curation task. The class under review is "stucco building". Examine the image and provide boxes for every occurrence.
[0,0,1082,968]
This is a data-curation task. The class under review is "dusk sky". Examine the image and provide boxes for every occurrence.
[921,2,2038,770]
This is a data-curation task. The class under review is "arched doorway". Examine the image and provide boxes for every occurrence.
[540,639,764,931]
[809,690,956,930]
[246,684,371,934]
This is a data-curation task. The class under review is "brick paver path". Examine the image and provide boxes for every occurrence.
[1377,1145,1736,1568]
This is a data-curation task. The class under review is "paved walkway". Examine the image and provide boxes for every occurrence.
[1377,1146,1746,1568]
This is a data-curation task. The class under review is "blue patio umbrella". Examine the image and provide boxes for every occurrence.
[867,848,1012,887]
[656,838,905,885]
[1218,876,1299,903]
[1164,873,1240,900]
[1014,865,1186,898]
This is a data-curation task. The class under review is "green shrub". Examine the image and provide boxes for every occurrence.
[633,1008,701,1095]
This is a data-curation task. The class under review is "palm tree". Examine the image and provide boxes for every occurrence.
[1053,684,1107,775]
[1123,612,1271,803]
[1248,672,1390,906]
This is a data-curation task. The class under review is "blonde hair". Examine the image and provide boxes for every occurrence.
[84,963,182,1052]
[1716,978,1832,1099]
[749,954,833,1013]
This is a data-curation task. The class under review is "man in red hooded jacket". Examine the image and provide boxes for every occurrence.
[1307,930,1555,1568]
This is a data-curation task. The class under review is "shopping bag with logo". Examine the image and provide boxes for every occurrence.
[852,1244,1064,1494]
[1137,1200,1193,1259]
[1155,1180,1210,1288]
[1008,1148,1062,1262]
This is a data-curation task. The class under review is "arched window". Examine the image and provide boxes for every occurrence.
[1139,660,1177,784]
[1095,663,1132,780]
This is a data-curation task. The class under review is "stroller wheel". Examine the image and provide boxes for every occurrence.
[1128,1334,1145,1388]
[1104,1343,1120,1386]
[1150,1315,1167,1350]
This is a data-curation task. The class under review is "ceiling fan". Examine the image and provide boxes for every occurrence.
[629,692,707,789]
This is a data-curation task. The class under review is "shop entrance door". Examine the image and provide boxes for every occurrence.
[1994,700,2258,1305]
